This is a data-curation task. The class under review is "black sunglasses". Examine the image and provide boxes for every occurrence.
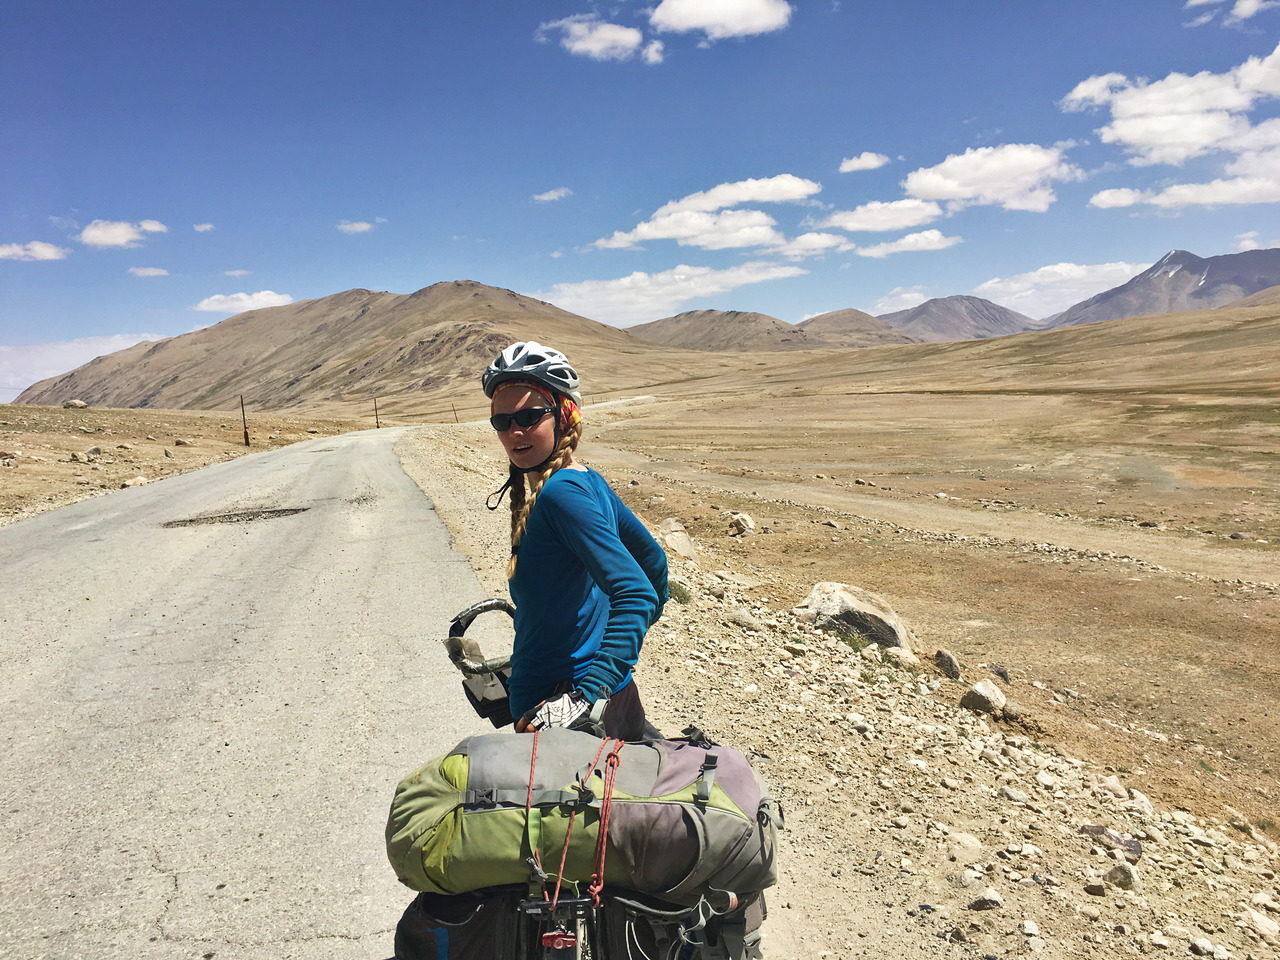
[489,406,556,432]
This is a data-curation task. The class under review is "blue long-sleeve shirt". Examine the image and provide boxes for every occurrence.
[507,467,668,718]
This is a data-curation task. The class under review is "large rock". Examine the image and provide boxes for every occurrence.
[791,582,916,649]
[960,679,1007,715]
[657,518,698,561]
[62,399,88,408]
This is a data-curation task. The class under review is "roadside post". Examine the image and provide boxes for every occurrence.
[374,397,381,429]
[239,395,250,446]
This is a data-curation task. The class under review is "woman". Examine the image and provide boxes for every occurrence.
[482,341,667,741]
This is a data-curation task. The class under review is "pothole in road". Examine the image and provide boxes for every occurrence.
[162,508,309,527]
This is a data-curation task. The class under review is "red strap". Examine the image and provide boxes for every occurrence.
[587,739,625,906]
[547,735,613,908]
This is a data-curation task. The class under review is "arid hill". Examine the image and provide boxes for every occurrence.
[767,296,1280,396]
[627,309,823,351]
[1046,247,1280,329]
[795,308,919,346]
[1227,282,1280,308]
[15,281,715,415]
[877,295,1034,342]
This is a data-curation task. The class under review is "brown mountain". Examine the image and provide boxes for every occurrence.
[796,309,920,346]
[14,281,697,414]
[626,309,824,351]
[877,295,1035,342]
[1046,248,1280,328]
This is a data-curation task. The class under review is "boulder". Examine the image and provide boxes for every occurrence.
[727,512,755,536]
[62,399,88,408]
[960,679,1006,715]
[791,582,917,650]
[934,648,962,679]
[121,476,150,488]
[657,518,698,561]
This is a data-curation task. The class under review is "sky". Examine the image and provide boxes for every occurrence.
[3,0,1279,401]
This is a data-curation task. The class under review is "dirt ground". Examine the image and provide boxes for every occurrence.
[0,403,377,527]
[580,390,1279,830]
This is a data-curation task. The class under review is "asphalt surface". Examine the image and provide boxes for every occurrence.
[0,427,497,960]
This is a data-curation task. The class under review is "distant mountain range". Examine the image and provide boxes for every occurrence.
[16,248,1279,412]
[627,310,825,351]
[877,295,1034,342]
[1044,248,1280,328]
[797,309,920,346]
[628,308,917,350]
[16,281,691,412]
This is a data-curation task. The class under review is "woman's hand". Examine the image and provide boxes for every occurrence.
[516,691,594,732]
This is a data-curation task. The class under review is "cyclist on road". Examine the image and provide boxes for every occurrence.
[483,341,668,741]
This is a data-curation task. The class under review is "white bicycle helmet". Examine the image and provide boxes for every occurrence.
[482,341,582,404]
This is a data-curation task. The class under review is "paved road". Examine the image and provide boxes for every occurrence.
[0,428,497,960]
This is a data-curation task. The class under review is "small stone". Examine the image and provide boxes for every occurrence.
[121,476,149,488]
[727,512,755,536]
[1080,905,1101,920]
[1084,882,1106,897]
[728,607,762,631]
[1229,532,1252,540]
[1000,786,1029,804]
[1189,938,1214,956]
[174,438,193,446]
[1150,932,1170,948]
[1020,920,1040,936]
[164,448,174,458]
[967,886,1003,910]
[1104,862,1139,891]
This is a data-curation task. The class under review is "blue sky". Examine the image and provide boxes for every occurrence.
[3,0,1279,400]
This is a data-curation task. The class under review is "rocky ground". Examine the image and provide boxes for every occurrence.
[0,403,373,527]
[395,423,1280,960]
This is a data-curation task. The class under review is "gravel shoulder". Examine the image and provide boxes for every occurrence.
[395,423,1280,960]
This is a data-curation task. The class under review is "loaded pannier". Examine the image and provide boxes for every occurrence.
[386,728,778,909]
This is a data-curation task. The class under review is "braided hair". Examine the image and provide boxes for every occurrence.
[505,413,582,578]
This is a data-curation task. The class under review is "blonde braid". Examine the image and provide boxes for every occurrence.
[506,418,582,579]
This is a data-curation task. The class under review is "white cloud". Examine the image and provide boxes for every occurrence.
[224,268,251,277]
[596,209,785,250]
[1062,42,1280,167]
[1088,188,1149,208]
[838,151,890,173]
[596,174,820,250]
[533,187,573,203]
[537,15,645,61]
[903,144,1081,212]
[193,223,214,232]
[77,219,167,248]
[127,267,169,277]
[1236,230,1261,250]
[192,290,294,313]
[971,261,1147,319]
[650,0,792,40]
[767,232,855,259]
[654,174,821,216]
[0,333,163,402]
[642,40,665,64]
[820,198,942,232]
[337,220,374,233]
[873,286,929,313]
[534,260,806,326]
[0,241,71,261]
[1228,0,1278,20]
[855,229,962,259]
